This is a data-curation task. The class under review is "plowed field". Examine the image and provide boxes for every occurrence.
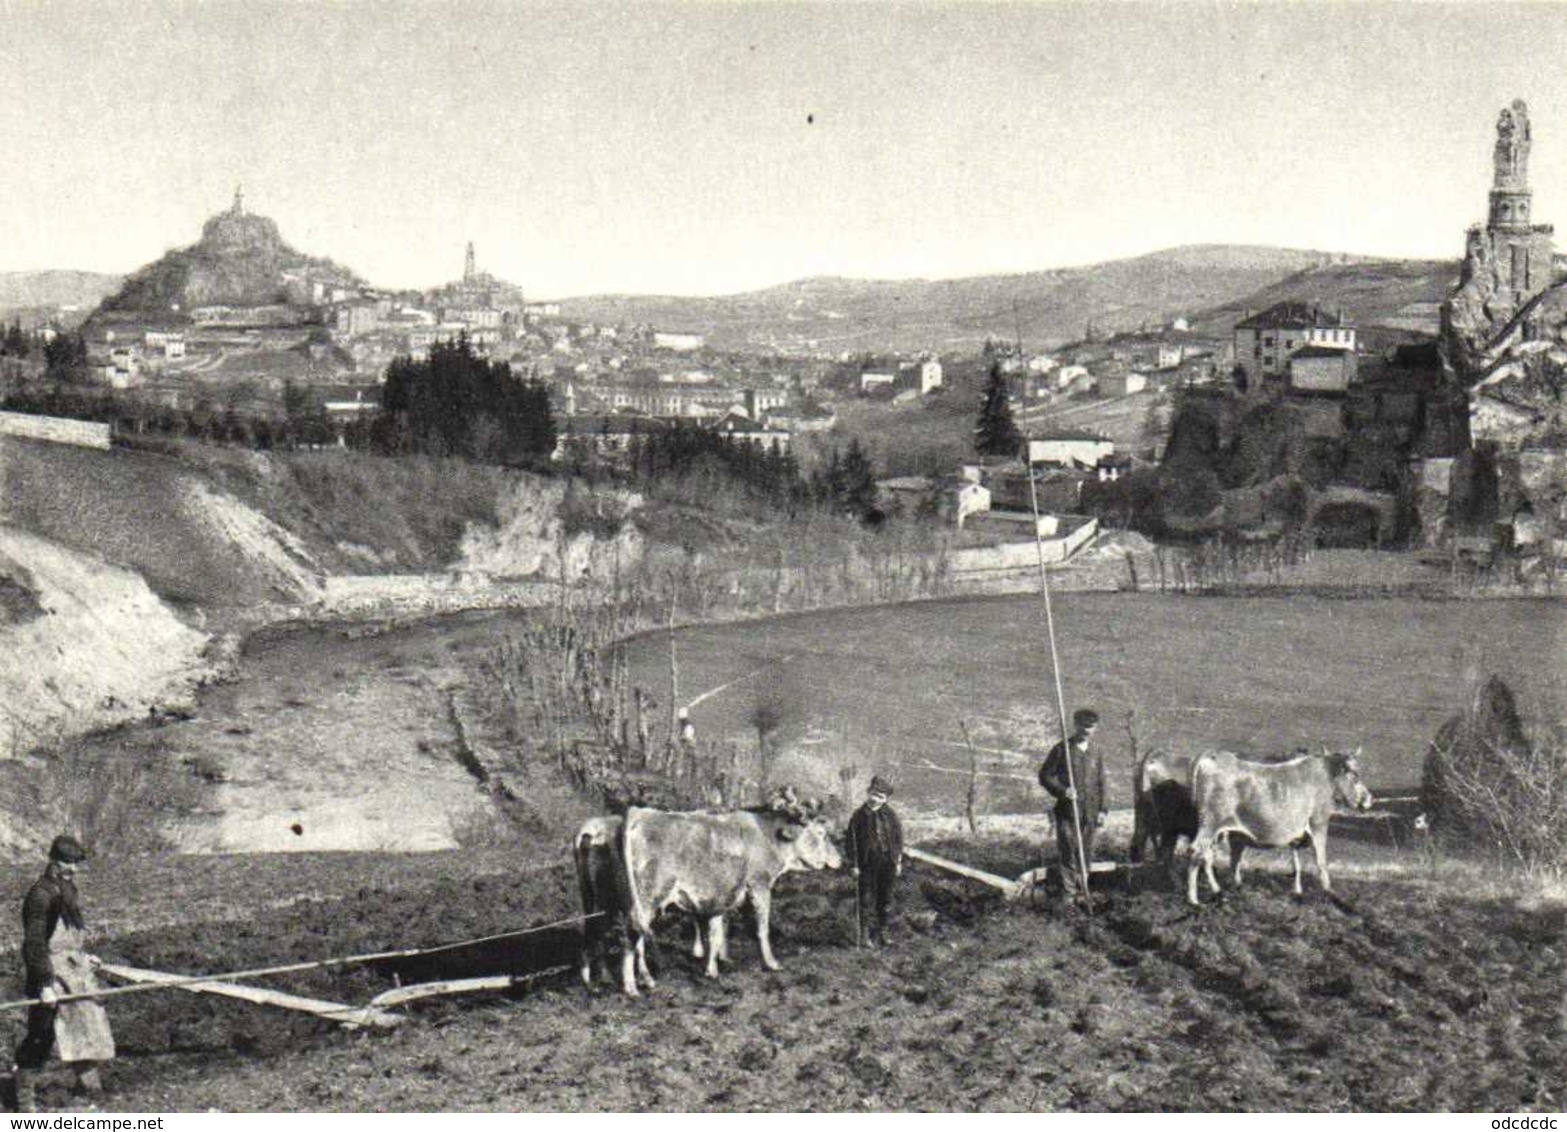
[2,840,1561,1112]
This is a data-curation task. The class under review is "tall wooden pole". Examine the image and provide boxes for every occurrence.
[666,592,680,767]
[1024,431,1093,910]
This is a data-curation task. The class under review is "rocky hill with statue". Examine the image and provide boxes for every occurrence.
[89,188,364,329]
[1442,100,1567,450]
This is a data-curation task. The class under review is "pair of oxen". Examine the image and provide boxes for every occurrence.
[574,791,841,996]
[1130,747,1376,906]
[576,750,1378,996]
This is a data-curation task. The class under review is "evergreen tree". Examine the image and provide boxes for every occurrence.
[838,437,878,517]
[974,362,1021,457]
[375,335,555,465]
[43,331,87,382]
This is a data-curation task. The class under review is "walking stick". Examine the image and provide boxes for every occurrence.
[1024,432,1093,912]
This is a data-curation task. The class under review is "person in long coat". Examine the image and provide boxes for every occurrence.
[844,776,904,948]
[1038,709,1107,894]
[8,835,114,1113]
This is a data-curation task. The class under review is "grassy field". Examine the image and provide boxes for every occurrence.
[623,592,1567,814]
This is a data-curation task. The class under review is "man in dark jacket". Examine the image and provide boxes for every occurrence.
[1038,709,1107,895]
[8,835,112,1113]
[844,776,904,948]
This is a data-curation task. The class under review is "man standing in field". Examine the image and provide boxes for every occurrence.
[7,835,114,1113]
[1038,709,1107,896]
[845,776,904,949]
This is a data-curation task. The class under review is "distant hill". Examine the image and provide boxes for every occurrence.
[0,270,121,311]
[1186,257,1458,345]
[557,245,1398,353]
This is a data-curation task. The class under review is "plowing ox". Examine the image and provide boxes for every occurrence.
[573,814,644,991]
[1186,748,1375,906]
[1129,748,1200,879]
[574,798,842,997]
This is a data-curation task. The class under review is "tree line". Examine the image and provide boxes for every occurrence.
[0,333,889,521]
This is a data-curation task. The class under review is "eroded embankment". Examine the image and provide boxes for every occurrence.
[0,528,214,762]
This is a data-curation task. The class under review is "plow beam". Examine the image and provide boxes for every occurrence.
[903,847,1025,901]
[99,963,401,1030]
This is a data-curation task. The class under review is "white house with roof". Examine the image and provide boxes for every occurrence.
[1026,433,1114,468]
[711,409,791,452]
[1234,301,1356,384]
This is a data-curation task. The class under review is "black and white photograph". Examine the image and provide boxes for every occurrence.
[0,0,1563,1114]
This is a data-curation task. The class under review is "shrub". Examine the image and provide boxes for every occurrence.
[1421,675,1567,878]
[27,737,205,856]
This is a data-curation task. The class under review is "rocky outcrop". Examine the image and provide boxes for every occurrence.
[1441,99,1567,446]
[1425,102,1567,557]
[92,190,362,318]
[456,480,646,583]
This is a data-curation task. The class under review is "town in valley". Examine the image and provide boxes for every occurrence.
[0,3,1564,1116]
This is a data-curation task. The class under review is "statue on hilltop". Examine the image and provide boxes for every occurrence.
[1494,99,1531,185]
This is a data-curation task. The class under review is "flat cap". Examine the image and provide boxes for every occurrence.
[48,834,88,864]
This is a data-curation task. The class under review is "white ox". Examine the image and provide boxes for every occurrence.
[610,804,841,996]
[1186,748,1374,906]
[574,812,734,992]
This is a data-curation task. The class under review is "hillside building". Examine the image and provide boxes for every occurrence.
[1098,371,1147,397]
[1026,433,1114,469]
[711,409,792,452]
[1233,301,1356,386]
[742,387,788,419]
[1287,345,1357,394]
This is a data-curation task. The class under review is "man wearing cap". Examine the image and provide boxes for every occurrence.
[7,835,114,1113]
[844,776,904,949]
[1038,709,1108,896]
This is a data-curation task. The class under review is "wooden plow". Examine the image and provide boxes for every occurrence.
[0,914,599,1031]
[98,963,403,1031]
[904,846,1122,902]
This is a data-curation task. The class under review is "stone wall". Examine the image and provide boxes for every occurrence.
[0,411,112,450]
[947,519,1100,581]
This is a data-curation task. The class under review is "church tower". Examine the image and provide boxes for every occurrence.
[464,241,476,283]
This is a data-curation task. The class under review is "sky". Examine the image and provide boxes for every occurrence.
[3,0,1567,297]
